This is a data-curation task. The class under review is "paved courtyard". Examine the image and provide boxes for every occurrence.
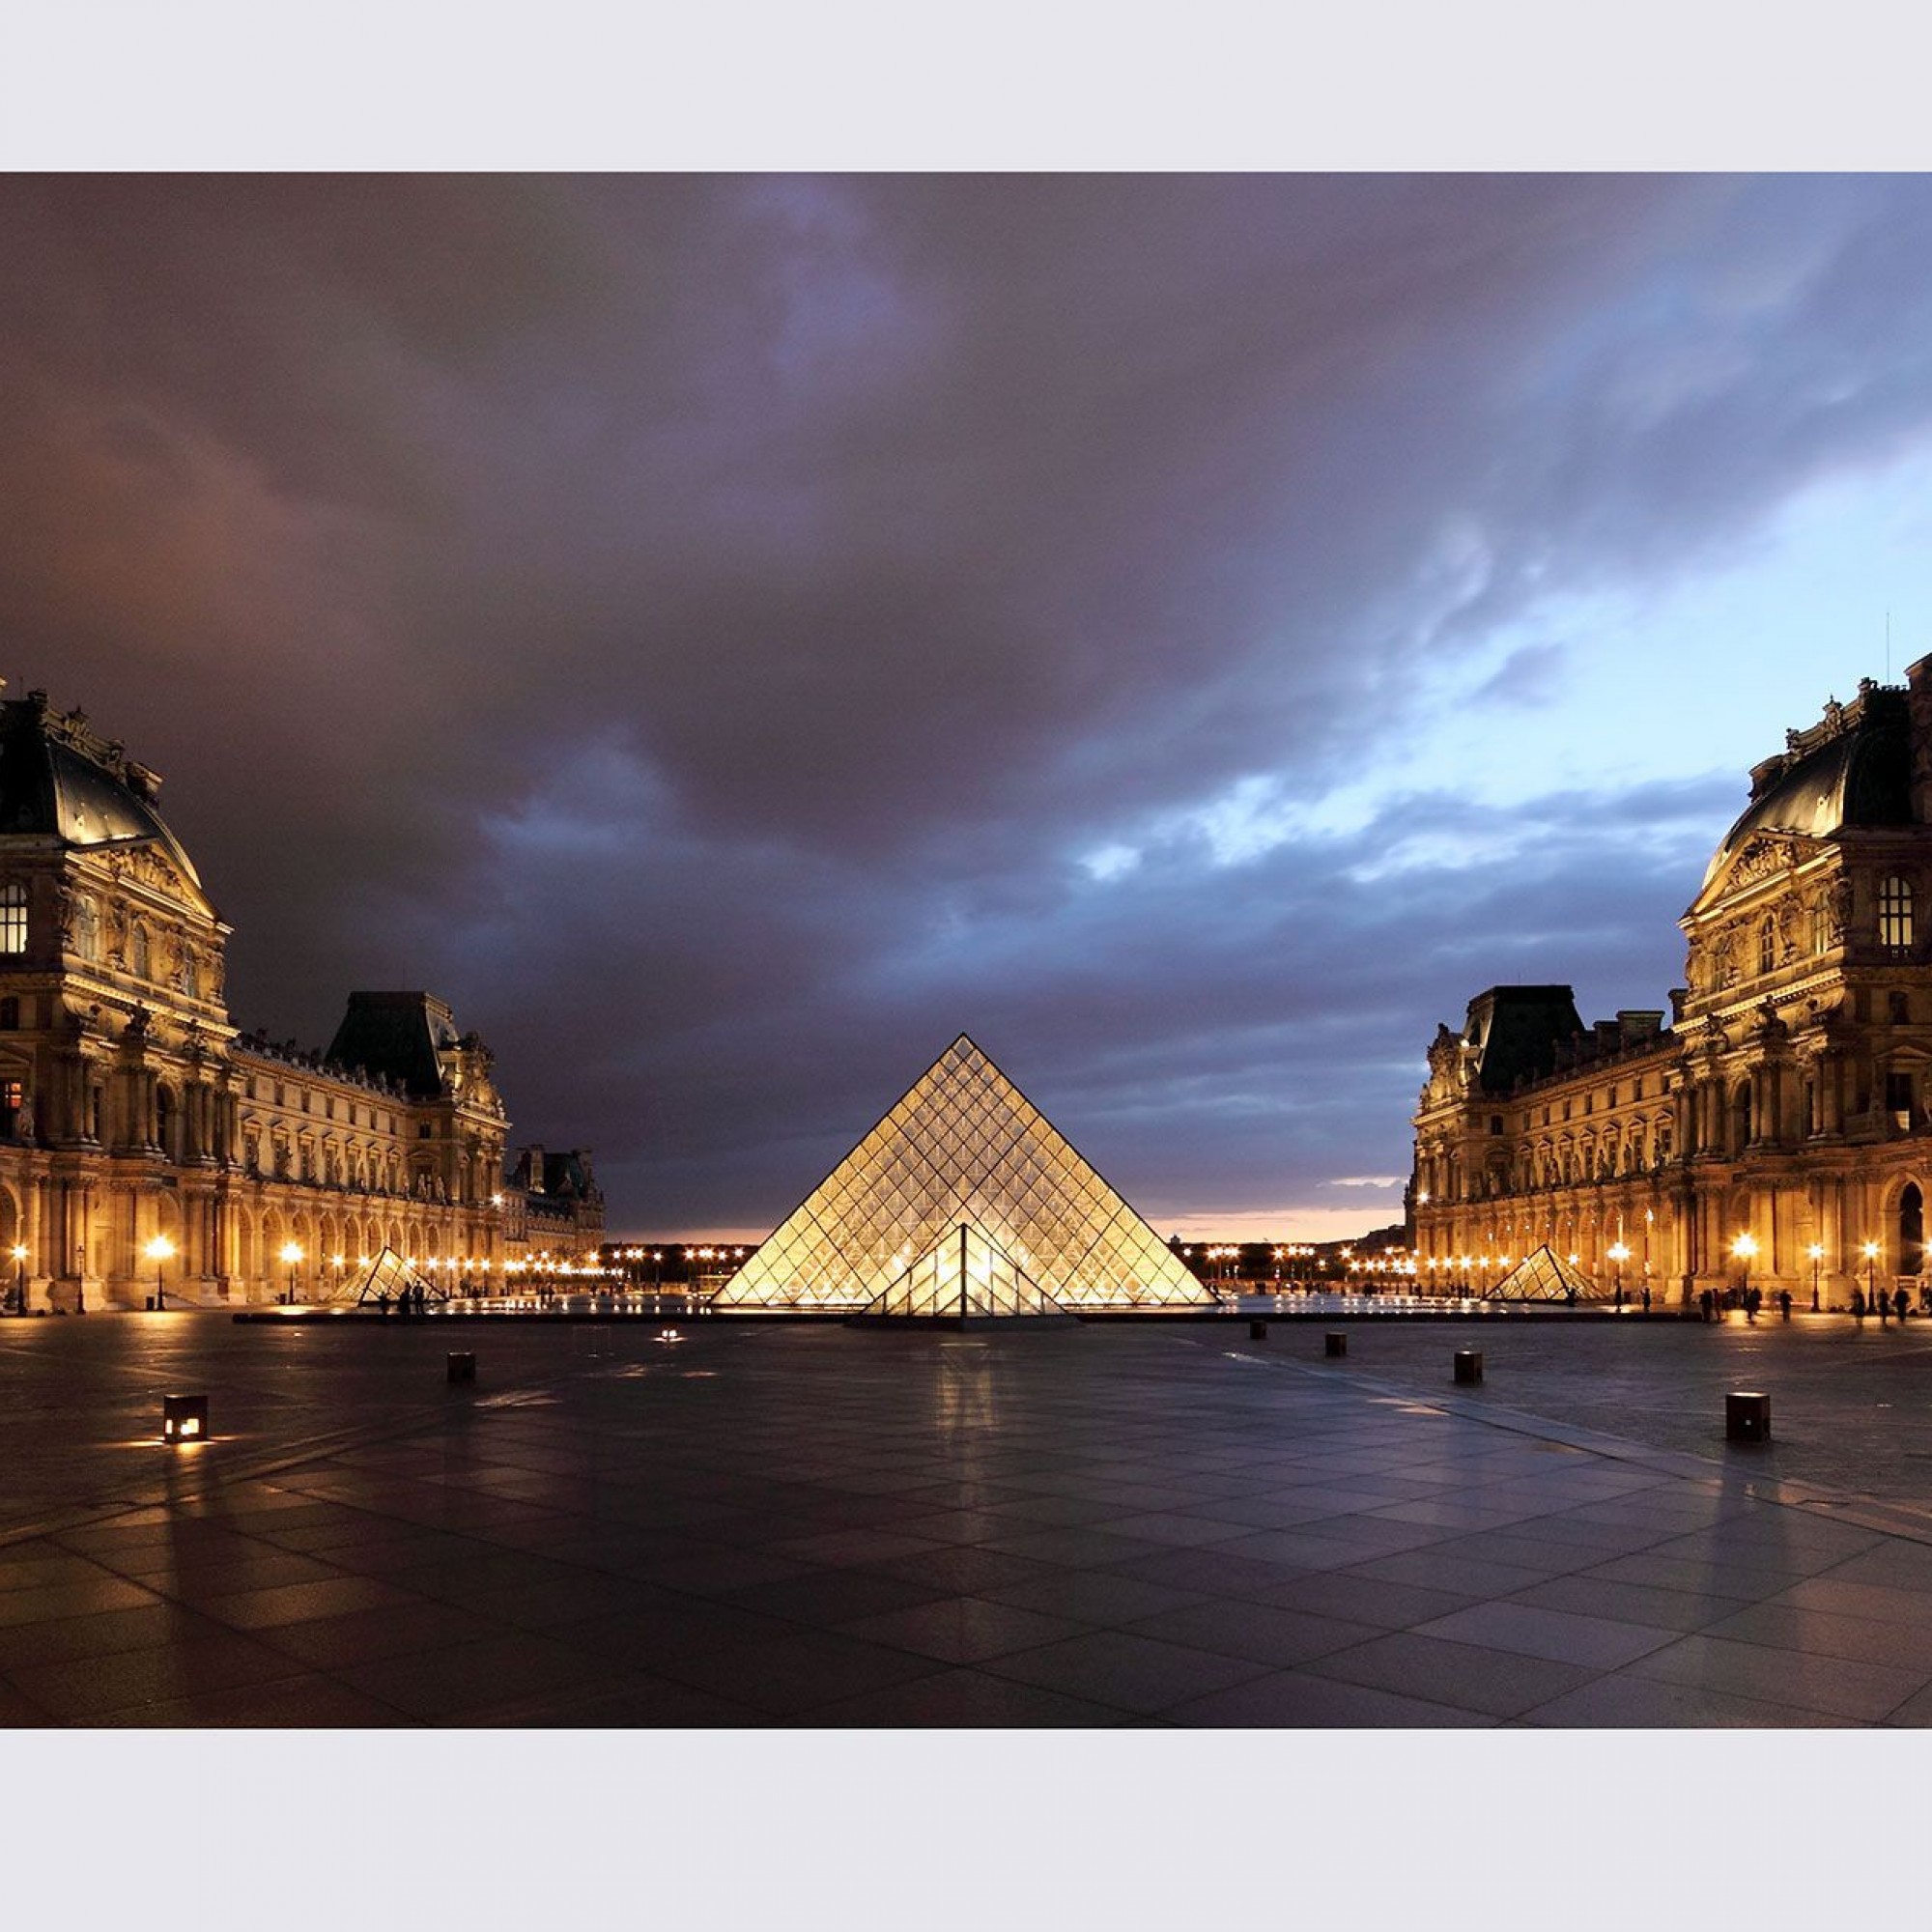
[5,1309,1932,1725]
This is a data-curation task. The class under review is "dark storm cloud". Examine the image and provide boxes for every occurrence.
[4,175,1930,1231]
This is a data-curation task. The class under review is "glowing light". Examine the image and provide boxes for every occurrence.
[279,1241,304,1265]
[144,1235,175,1264]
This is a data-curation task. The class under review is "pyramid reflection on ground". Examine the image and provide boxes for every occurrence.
[713,1035,1215,1316]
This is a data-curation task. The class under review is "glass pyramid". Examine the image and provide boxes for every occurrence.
[712,1035,1215,1314]
[1487,1243,1604,1302]
[333,1246,442,1305]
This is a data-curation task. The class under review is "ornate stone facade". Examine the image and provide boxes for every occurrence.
[1413,659,1932,1308]
[0,686,603,1310]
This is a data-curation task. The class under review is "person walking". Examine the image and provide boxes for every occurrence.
[1778,1288,1792,1321]
[1896,1286,1910,1324]
[1852,1286,1866,1324]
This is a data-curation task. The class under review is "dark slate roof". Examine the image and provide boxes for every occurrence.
[541,1151,596,1200]
[0,693,203,886]
[326,992,457,1099]
[1464,986,1585,1094]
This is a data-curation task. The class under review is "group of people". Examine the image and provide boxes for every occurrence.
[372,1284,432,1315]
[1849,1285,1918,1325]
[1697,1285,1793,1323]
[1693,1281,1931,1323]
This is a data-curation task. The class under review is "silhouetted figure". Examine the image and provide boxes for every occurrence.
[1746,1286,1761,1323]
[1853,1287,1866,1324]
[1699,1288,1714,1322]
[1880,1292,1890,1325]
[1895,1287,1910,1324]
[1777,1289,1792,1321]
[1642,1285,1652,1314]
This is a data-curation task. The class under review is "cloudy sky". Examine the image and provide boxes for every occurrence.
[8,174,1932,1238]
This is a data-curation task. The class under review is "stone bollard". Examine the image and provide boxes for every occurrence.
[1249,1320,1268,1341]
[1454,1349,1483,1385]
[1725,1390,1771,1442]
[447,1351,476,1385]
[1324,1331,1348,1358]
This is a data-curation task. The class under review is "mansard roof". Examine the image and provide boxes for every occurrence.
[0,688,204,889]
[1700,681,1913,893]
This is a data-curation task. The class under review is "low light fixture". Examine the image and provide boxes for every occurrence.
[162,1393,208,1443]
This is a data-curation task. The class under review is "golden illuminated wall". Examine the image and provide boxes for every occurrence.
[715,1035,1213,1312]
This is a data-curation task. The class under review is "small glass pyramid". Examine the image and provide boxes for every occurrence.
[1486,1243,1604,1302]
[712,1035,1214,1314]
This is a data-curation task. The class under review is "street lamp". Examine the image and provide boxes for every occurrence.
[1606,1240,1631,1306]
[1731,1232,1758,1313]
[280,1240,303,1305]
[1862,1239,1880,1311]
[9,1243,24,1316]
[145,1234,175,1310]
[1807,1242,1824,1313]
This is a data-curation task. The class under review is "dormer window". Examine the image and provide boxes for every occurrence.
[1758,919,1776,977]
[73,896,99,962]
[0,882,25,954]
[1881,875,1915,952]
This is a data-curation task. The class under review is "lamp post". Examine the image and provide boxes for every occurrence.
[1606,1240,1630,1307]
[145,1234,175,1310]
[9,1243,24,1315]
[1731,1232,1758,1315]
[280,1240,303,1306]
[1863,1239,1880,1312]
[1807,1243,1824,1313]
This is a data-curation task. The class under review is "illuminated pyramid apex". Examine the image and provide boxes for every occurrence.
[714,1035,1213,1317]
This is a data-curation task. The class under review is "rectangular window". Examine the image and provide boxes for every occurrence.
[1881,875,1915,951]
[0,883,25,954]
[1888,1070,1914,1122]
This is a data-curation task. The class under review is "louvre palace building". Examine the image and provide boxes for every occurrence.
[0,684,602,1311]
[1413,656,1932,1308]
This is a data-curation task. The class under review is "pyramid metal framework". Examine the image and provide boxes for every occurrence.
[329,1246,442,1306]
[1487,1243,1605,1302]
[712,1035,1214,1316]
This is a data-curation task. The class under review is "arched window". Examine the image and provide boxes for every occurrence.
[1758,918,1776,977]
[1880,875,1915,952]
[1902,1183,1925,1278]
[0,882,25,954]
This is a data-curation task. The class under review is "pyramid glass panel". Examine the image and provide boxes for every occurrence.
[1486,1243,1605,1302]
[714,1035,1215,1313]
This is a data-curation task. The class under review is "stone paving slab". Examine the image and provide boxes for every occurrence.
[6,1314,1932,1724]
